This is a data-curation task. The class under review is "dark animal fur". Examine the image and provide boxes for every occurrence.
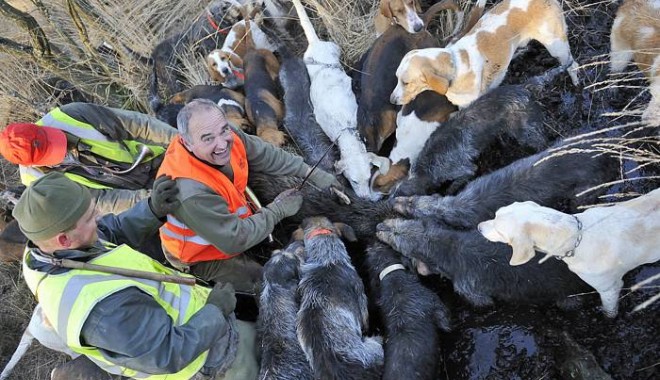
[376,219,592,307]
[393,141,620,229]
[279,53,338,172]
[297,217,383,380]
[394,85,548,196]
[169,85,250,131]
[356,25,438,154]
[149,0,242,113]
[248,173,396,242]
[243,49,285,145]
[365,242,451,380]
[258,241,313,380]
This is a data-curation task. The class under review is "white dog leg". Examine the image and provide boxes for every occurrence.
[598,280,623,318]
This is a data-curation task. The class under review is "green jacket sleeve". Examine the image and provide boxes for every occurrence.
[234,128,310,177]
[89,188,150,215]
[174,179,281,254]
[60,103,177,147]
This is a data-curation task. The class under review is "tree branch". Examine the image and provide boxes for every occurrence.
[0,37,34,58]
[0,0,51,57]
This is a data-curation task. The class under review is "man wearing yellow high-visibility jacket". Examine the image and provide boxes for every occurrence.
[0,102,177,215]
[13,172,259,379]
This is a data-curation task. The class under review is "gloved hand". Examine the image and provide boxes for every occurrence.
[305,168,343,192]
[149,175,180,218]
[267,188,303,219]
[206,282,237,317]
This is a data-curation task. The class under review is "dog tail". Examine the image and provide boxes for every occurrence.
[423,0,461,26]
[292,0,320,44]
[0,327,34,380]
[446,0,486,43]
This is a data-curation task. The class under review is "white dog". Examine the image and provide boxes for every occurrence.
[478,188,660,317]
[0,305,76,379]
[291,0,387,200]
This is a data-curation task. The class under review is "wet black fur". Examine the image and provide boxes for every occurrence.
[258,241,313,380]
[394,85,549,196]
[376,219,592,307]
[365,242,451,380]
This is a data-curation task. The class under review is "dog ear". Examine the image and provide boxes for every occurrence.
[334,223,358,242]
[509,234,536,266]
[228,53,244,70]
[413,0,423,14]
[425,70,450,96]
[291,227,304,241]
[170,91,188,104]
[380,0,393,19]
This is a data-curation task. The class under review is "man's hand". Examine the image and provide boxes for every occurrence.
[267,188,303,219]
[305,168,343,192]
[149,175,180,218]
[206,282,237,317]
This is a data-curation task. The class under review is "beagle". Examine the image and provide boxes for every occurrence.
[170,85,250,132]
[391,0,580,107]
[375,0,424,34]
[243,49,287,147]
[358,0,461,154]
[478,188,660,316]
[610,0,660,125]
[206,4,278,89]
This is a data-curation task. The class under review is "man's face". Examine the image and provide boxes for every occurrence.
[67,200,99,249]
[183,108,234,166]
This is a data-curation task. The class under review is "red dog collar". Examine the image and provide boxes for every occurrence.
[306,228,334,239]
[206,11,230,35]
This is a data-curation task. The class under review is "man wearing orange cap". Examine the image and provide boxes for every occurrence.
[0,102,177,215]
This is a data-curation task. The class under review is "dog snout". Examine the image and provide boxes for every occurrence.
[222,67,231,76]
[413,22,424,33]
[390,91,400,105]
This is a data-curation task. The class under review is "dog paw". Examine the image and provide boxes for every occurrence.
[392,196,415,215]
[258,129,287,147]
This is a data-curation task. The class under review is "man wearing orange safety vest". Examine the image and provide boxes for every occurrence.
[158,99,342,294]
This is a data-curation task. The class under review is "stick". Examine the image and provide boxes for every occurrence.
[58,258,196,286]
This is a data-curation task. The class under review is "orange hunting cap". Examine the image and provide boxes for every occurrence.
[0,123,67,166]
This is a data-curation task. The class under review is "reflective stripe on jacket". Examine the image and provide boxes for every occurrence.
[19,108,167,189]
[157,134,253,263]
[22,241,210,379]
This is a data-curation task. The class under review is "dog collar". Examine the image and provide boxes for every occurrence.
[379,264,405,281]
[206,10,230,35]
[556,215,583,260]
[232,68,245,81]
[306,228,334,239]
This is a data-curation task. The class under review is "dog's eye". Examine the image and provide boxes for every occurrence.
[211,62,217,67]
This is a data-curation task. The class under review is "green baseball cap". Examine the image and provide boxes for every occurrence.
[13,172,92,241]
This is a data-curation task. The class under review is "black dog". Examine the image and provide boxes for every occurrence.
[149,0,243,113]
[392,141,620,229]
[392,84,549,196]
[258,241,313,380]
[279,52,338,172]
[376,219,592,307]
[365,242,451,380]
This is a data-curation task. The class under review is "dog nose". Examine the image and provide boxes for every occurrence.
[222,68,230,76]
[413,23,424,33]
[390,93,399,104]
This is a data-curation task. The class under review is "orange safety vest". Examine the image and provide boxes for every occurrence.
[157,134,253,263]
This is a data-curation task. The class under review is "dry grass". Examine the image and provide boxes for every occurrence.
[0,0,658,377]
